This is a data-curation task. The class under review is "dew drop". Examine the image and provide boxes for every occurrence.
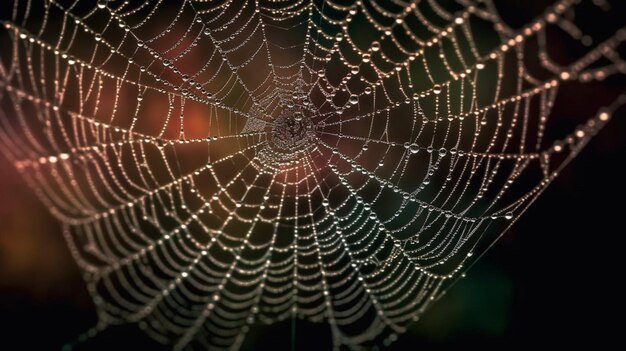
[349,94,359,105]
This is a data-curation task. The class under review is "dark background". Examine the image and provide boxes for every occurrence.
[1,0,625,350]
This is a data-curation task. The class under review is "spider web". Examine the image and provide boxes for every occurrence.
[1,0,625,349]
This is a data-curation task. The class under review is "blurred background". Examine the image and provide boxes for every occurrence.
[1,0,625,350]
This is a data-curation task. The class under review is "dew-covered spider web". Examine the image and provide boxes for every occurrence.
[1,0,625,349]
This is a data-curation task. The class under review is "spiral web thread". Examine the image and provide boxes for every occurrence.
[0,0,625,349]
